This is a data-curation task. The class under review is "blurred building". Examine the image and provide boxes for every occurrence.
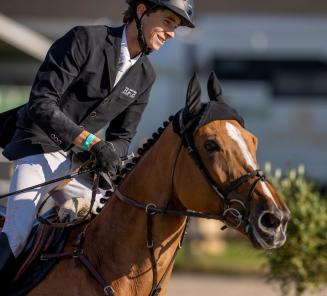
[2,1,327,18]
[1,1,327,85]
[0,1,326,186]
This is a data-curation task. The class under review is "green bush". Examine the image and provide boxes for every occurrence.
[264,164,327,296]
[0,86,29,112]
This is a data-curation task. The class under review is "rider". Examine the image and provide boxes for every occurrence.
[0,0,194,277]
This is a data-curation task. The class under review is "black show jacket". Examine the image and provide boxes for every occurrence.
[3,25,156,161]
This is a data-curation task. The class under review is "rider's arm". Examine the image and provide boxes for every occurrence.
[27,26,91,150]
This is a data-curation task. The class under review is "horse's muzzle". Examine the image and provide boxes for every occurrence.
[248,210,290,249]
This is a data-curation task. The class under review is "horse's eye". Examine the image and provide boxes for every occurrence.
[204,140,220,152]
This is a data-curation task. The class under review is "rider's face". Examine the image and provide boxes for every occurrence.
[137,6,181,51]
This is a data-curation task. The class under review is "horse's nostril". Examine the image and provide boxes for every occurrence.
[260,212,281,230]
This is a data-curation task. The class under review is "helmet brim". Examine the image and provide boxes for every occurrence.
[127,0,195,28]
[163,3,195,28]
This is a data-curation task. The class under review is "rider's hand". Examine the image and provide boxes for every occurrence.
[90,141,120,175]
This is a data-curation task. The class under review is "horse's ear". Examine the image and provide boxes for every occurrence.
[207,71,224,102]
[185,72,202,117]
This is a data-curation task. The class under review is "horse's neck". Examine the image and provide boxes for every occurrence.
[84,125,187,294]
[119,125,181,206]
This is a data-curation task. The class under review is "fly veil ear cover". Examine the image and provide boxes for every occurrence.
[184,72,203,119]
[207,71,224,103]
[197,72,245,129]
[180,72,245,135]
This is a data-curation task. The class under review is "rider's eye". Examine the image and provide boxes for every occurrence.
[204,140,220,152]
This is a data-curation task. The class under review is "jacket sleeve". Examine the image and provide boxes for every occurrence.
[27,26,89,150]
[105,85,153,157]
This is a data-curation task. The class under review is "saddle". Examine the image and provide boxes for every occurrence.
[0,168,110,295]
[0,205,72,296]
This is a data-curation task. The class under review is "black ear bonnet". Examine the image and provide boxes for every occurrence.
[197,101,244,131]
[173,72,244,136]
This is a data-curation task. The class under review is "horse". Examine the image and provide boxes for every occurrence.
[20,72,290,296]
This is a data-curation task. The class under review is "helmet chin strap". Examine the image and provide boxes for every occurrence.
[133,7,156,55]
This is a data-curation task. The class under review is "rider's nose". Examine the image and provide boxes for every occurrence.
[258,211,282,235]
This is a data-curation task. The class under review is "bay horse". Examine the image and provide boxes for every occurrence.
[24,72,290,296]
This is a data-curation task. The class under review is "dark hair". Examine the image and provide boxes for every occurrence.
[123,1,164,24]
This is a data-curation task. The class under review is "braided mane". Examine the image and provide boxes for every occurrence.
[111,115,175,186]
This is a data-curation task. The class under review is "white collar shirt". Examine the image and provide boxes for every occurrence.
[114,26,141,86]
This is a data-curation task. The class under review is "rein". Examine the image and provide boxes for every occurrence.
[36,160,100,228]
[107,111,267,295]
[115,190,224,220]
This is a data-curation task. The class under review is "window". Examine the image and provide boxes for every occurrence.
[212,57,327,100]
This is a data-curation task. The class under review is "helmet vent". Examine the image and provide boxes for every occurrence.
[187,4,193,16]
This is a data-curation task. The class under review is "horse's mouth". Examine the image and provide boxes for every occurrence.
[247,224,287,250]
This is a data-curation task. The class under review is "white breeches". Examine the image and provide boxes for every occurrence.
[2,151,104,257]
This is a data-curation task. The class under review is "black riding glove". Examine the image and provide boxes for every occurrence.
[90,141,120,175]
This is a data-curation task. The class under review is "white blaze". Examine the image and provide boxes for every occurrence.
[226,122,257,169]
[225,122,277,206]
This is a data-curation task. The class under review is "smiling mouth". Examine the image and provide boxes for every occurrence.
[157,36,165,44]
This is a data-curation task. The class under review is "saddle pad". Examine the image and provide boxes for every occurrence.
[1,207,71,296]
[5,226,69,296]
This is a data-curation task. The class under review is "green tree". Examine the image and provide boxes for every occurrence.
[264,164,327,296]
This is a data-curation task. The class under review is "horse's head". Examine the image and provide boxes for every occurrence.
[172,72,290,249]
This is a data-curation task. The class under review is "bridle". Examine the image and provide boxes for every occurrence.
[116,110,267,229]
[174,110,267,229]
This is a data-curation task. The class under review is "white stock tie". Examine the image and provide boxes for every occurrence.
[114,47,132,87]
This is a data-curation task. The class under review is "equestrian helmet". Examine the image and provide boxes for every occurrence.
[126,0,195,28]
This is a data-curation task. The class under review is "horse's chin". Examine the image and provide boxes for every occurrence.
[246,224,287,250]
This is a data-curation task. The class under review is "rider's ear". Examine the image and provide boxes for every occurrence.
[207,71,224,103]
[136,4,147,18]
[185,72,202,117]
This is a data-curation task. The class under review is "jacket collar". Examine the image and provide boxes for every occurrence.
[106,25,125,48]
[105,25,124,89]
[105,25,145,91]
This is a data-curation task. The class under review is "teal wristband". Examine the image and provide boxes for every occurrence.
[82,134,96,150]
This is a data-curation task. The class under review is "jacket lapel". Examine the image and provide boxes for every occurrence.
[104,25,124,90]
[112,55,144,93]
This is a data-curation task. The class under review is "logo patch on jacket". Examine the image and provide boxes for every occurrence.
[122,87,137,99]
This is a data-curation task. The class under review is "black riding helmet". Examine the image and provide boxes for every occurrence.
[126,0,195,54]
[127,0,195,28]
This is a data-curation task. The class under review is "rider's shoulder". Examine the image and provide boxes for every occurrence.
[69,25,108,41]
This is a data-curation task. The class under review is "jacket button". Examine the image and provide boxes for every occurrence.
[103,98,110,104]
[79,125,85,129]
[90,112,97,118]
